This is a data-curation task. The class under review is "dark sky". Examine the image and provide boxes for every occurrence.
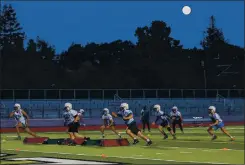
[7,1,244,53]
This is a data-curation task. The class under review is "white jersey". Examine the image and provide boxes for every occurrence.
[170,111,182,120]
[13,109,26,123]
[117,110,135,125]
[102,114,113,120]
[209,113,223,123]
[63,109,78,125]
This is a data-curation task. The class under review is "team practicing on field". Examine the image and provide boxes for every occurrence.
[9,102,235,144]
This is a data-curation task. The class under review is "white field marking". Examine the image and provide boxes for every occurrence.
[5,149,230,164]
[202,150,217,152]
[180,152,192,154]
[156,153,167,155]
[142,145,244,152]
[132,155,143,157]
[11,157,116,164]
[163,139,244,144]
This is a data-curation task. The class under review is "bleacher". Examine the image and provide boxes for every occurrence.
[1,98,244,120]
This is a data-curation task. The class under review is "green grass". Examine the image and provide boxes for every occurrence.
[1,126,244,164]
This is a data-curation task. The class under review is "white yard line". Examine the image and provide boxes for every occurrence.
[5,149,231,164]
[141,145,244,152]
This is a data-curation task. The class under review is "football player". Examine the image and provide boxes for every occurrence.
[63,103,85,145]
[152,104,176,140]
[100,108,121,139]
[170,106,184,134]
[9,103,38,140]
[112,103,152,145]
[207,106,234,141]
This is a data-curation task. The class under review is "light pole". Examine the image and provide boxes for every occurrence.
[201,60,207,89]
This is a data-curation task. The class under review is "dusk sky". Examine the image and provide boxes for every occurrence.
[5,1,244,53]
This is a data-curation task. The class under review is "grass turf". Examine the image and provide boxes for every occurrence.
[1,126,244,164]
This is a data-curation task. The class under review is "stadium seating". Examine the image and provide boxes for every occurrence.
[1,98,244,119]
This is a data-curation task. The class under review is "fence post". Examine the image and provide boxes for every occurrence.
[129,89,132,99]
[28,90,31,100]
[13,89,15,101]
[74,89,76,99]
[156,89,158,98]
[102,89,104,100]
[168,89,171,98]
[88,90,90,100]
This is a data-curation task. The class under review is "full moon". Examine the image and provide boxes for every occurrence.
[182,6,191,15]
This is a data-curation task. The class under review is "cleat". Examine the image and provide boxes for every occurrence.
[15,136,21,140]
[118,135,122,139]
[230,137,235,141]
[148,130,151,132]
[146,140,152,146]
[211,135,217,141]
[133,139,139,145]
[173,136,177,140]
[163,135,168,140]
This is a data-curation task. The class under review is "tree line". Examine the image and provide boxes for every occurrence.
[0,4,244,90]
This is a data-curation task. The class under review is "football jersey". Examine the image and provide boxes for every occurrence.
[155,110,170,123]
[209,113,223,123]
[102,114,113,125]
[117,110,135,125]
[13,109,26,123]
[170,111,181,120]
[63,109,78,125]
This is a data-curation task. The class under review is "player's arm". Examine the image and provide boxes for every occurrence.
[22,110,30,125]
[123,114,133,120]
[210,119,219,126]
[112,112,120,118]
[179,112,183,122]
[103,119,107,126]
[140,110,144,120]
[9,111,15,118]
[108,119,114,127]
[74,114,80,122]
[152,116,160,125]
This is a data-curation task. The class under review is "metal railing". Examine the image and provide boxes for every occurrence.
[0,89,244,100]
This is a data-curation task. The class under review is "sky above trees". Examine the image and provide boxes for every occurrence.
[6,1,244,53]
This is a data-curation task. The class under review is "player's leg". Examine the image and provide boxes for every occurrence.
[15,123,22,140]
[129,122,152,145]
[166,125,176,140]
[178,121,184,133]
[126,128,139,144]
[73,122,84,139]
[157,125,168,139]
[172,121,176,133]
[207,126,217,140]
[24,127,38,137]
[110,126,121,138]
[73,132,84,138]
[142,120,146,132]
[146,120,151,132]
[100,125,106,138]
[220,126,234,141]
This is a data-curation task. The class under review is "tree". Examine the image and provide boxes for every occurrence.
[0,4,25,51]
[201,15,227,49]
[135,20,182,58]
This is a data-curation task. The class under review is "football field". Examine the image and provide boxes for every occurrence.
[1,126,244,164]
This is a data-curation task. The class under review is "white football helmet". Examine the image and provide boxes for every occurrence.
[79,109,85,114]
[208,106,216,113]
[120,103,129,111]
[103,108,109,115]
[153,104,161,111]
[172,106,178,112]
[14,103,21,110]
[64,103,72,111]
